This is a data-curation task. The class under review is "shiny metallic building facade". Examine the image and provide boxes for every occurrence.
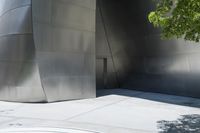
[96,0,200,98]
[0,0,46,102]
[32,0,96,102]
[0,0,200,102]
[0,0,96,102]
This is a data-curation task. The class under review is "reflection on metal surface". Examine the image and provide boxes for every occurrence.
[0,0,200,102]
[0,0,45,102]
[96,0,200,98]
[32,0,96,102]
[0,0,96,102]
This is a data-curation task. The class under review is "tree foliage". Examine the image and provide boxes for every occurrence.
[148,0,200,42]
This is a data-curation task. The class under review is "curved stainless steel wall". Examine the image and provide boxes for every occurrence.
[0,0,199,102]
[0,0,46,102]
[0,0,96,102]
[96,0,200,98]
[32,0,96,102]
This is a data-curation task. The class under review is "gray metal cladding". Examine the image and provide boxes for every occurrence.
[32,0,96,102]
[0,0,31,16]
[96,0,200,98]
[1,0,200,102]
[0,0,96,102]
[0,0,46,102]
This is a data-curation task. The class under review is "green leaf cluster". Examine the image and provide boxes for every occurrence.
[148,0,200,42]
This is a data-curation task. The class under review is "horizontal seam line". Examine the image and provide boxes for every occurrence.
[0,4,31,20]
[55,1,96,11]
[0,33,32,38]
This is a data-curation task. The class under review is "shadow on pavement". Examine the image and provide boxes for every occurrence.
[157,114,200,133]
[97,89,200,108]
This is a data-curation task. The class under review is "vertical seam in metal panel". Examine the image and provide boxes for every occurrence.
[98,0,121,88]
[30,0,48,102]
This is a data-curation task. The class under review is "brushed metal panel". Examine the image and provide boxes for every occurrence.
[96,4,119,88]
[96,0,200,98]
[96,8,111,57]
[188,53,200,74]
[15,62,43,88]
[0,0,31,17]
[32,0,96,102]
[98,0,146,41]
[111,39,146,57]
[184,74,200,98]
[0,6,32,36]
[96,58,118,89]
[145,35,200,56]
[33,14,95,53]
[0,0,46,102]
[31,0,52,24]
[0,62,9,86]
[144,56,189,75]
[0,61,45,102]
[58,0,96,10]
[36,52,95,102]
[51,27,95,53]
[51,0,96,32]
[32,23,53,52]
[0,35,35,62]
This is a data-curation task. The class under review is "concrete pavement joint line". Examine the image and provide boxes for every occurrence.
[0,115,65,122]
[29,126,101,133]
[0,117,155,133]
[0,98,129,121]
[66,121,156,133]
[65,97,132,121]
[0,127,100,133]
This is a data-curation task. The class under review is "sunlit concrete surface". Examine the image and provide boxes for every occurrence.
[0,89,199,133]
[0,127,96,133]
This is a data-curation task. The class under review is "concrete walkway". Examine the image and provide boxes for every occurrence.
[0,89,200,133]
